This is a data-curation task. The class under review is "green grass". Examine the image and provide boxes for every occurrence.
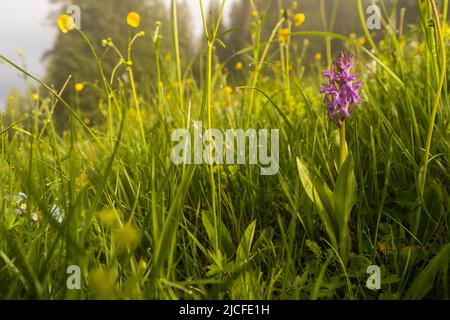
[0,0,449,300]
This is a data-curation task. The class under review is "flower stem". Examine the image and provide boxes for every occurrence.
[206,42,218,254]
[340,121,347,168]
[127,29,147,150]
[172,0,184,113]
[199,0,228,260]
[128,66,147,150]
[248,18,285,126]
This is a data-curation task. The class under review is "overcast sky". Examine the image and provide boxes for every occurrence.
[0,0,234,110]
[0,0,56,109]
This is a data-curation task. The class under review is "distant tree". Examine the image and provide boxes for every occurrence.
[45,0,169,127]
[225,0,422,66]
[224,0,253,57]
[176,0,195,61]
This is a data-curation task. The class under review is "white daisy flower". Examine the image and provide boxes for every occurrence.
[31,212,39,222]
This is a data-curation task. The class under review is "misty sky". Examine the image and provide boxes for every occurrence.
[0,0,56,109]
[0,0,234,110]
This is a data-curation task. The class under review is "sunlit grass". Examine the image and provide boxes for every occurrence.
[0,0,449,300]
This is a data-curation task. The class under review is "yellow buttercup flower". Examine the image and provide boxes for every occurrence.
[164,53,172,62]
[75,83,85,93]
[127,12,141,28]
[280,28,290,37]
[294,13,305,27]
[251,10,258,18]
[224,86,233,95]
[278,28,290,44]
[98,209,119,227]
[235,61,243,71]
[31,94,39,102]
[314,53,322,61]
[89,267,115,299]
[358,37,366,45]
[57,14,75,33]
[114,224,141,253]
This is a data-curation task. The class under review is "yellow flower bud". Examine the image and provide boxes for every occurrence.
[139,259,147,271]
[75,83,85,93]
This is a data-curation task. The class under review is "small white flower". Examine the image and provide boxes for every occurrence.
[31,212,39,222]
[14,192,27,203]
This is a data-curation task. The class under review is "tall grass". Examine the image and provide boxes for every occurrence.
[0,0,448,300]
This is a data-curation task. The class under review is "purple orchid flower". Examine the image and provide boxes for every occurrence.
[320,52,363,127]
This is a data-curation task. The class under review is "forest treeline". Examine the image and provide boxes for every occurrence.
[5,0,421,125]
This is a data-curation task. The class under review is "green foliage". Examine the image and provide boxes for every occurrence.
[297,154,357,265]
[0,0,449,300]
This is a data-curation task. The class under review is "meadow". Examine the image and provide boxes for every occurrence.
[0,0,449,300]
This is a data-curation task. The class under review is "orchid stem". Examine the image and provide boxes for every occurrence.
[340,121,347,168]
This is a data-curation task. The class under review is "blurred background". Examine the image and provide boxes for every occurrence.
[0,0,421,113]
